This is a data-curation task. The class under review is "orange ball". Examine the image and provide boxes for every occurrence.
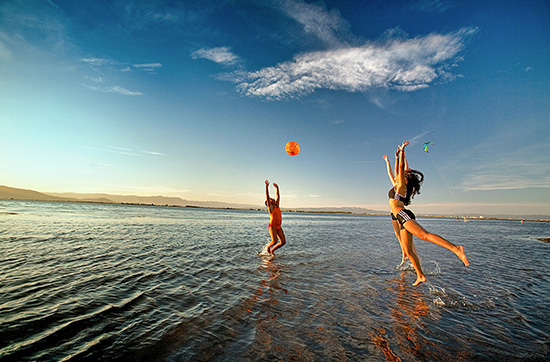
[285,141,300,156]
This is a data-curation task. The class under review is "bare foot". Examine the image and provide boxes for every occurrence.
[456,245,469,267]
[399,254,410,267]
[413,275,427,286]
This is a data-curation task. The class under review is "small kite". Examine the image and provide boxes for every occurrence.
[423,142,434,153]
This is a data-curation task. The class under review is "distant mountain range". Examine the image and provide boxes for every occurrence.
[0,185,68,202]
[2,185,548,220]
[0,185,261,209]
[0,185,382,214]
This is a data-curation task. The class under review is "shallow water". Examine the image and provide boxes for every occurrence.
[1,200,549,361]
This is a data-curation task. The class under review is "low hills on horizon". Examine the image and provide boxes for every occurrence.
[0,185,261,210]
[1,185,548,220]
[0,185,381,214]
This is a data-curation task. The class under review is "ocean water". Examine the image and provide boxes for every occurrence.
[1,200,549,362]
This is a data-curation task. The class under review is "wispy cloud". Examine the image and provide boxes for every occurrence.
[0,40,12,60]
[278,0,352,47]
[0,0,71,54]
[461,157,550,191]
[81,146,166,157]
[408,130,434,146]
[81,58,108,66]
[80,58,162,94]
[143,151,167,156]
[231,27,477,100]
[191,47,240,66]
[83,84,143,96]
[133,62,163,73]
[410,0,456,13]
[453,121,550,191]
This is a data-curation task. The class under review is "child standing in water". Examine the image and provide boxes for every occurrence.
[265,180,287,256]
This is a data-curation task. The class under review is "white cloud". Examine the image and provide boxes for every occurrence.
[83,84,143,96]
[278,0,351,47]
[233,27,477,100]
[133,62,163,72]
[104,85,143,96]
[81,58,107,66]
[191,47,240,66]
[81,146,166,157]
[143,151,167,156]
[410,0,455,14]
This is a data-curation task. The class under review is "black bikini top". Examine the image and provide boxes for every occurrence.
[388,187,409,204]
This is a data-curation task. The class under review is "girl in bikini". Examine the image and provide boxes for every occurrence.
[384,142,417,267]
[388,142,469,286]
[265,180,287,256]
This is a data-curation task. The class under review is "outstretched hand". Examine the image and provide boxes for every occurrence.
[397,142,408,152]
[265,179,269,186]
[273,183,278,188]
[383,154,389,162]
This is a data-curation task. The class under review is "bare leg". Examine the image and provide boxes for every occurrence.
[270,228,287,255]
[392,220,419,267]
[267,226,279,255]
[400,228,426,286]
[404,219,469,267]
[392,219,407,266]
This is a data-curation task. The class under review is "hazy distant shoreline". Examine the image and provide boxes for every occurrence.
[1,185,549,222]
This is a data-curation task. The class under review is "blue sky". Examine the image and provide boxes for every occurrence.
[1,0,549,216]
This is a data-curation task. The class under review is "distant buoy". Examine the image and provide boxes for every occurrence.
[285,141,300,156]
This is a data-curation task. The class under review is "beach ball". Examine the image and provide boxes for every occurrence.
[285,141,300,156]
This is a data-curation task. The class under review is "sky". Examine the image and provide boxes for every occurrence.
[1,0,549,216]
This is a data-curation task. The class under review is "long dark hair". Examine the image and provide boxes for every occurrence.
[404,169,424,205]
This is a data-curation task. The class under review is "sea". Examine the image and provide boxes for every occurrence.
[1,200,549,361]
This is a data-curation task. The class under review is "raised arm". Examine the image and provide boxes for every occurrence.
[396,144,407,186]
[383,154,396,186]
[273,183,280,206]
[265,180,271,208]
[402,141,409,170]
[394,150,400,181]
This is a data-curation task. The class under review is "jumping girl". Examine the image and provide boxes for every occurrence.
[384,142,417,267]
[265,180,287,256]
[388,142,469,286]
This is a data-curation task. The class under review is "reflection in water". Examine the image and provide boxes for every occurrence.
[371,327,402,362]
[374,271,473,361]
[239,257,295,360]
[389,272,430,360]
[248,256,286,325]
[371,271,431,361]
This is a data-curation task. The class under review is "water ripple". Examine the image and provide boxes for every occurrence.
[1,201,549,361]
